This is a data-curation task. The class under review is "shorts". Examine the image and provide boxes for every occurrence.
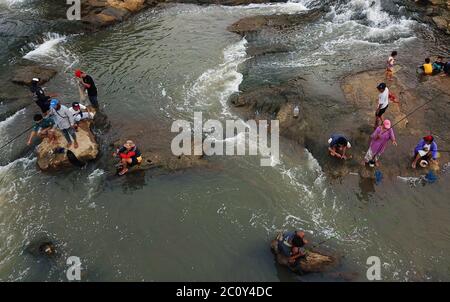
[376,105,388,117]
[364,148,380,163]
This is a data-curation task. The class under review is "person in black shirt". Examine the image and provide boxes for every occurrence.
[75,69,99,108]
[30,78,57,114]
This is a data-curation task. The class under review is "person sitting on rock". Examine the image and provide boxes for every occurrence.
[49,99,78,149]
[328,134,352,160]
[68,102,94,129]
[412,135,438,169]
[442,61,450,77]
[277,230,308,264]
[374,83,389,129]
[30,78,57,115]
[114,140,142,176]
[27,114,56,145]
[422,58,433,75]
[433,56,446,73]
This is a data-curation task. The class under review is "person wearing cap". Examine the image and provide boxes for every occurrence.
[27,114,56,145]
[113,140,142,176]
[49,99,78,148]
[68,102,94,127]
[328,134,352,160]
[74,69,98,108]
[364,119,397,167]
[412,136,438,169]
[30,78,57,114]
[374,83,390,129]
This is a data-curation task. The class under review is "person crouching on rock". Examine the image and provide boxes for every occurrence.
[49,99,78,149]
[114,140,142,176]
[278,230,308,266]
[374,83,390,129]
[412,135,438,169]
[364,119,397,167]
[27,114,56,145]
[69,102,94,131]
[328,134,352,160]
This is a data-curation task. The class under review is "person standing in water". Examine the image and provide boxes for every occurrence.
[374,83,390,129]
[386,51,397,81]
[75,69,99,108]
[364,119,397,167]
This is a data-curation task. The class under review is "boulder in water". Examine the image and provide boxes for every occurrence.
[11,64,57,86]
[36,119,99,171]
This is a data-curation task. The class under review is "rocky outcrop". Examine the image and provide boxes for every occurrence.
[36,119,99,170]
[11,64,57,86]
[228,9,325,37]
[410,0,450,33]
[81,0,286,28]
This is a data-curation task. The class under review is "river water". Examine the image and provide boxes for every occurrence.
[0,0,449,281]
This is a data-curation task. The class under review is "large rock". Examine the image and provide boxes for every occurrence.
[11,65,57,86]
[37,120,99,170]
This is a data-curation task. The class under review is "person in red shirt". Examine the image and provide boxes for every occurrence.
[113,140,142,175]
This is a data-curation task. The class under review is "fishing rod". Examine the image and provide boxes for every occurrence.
[0,125,34,151]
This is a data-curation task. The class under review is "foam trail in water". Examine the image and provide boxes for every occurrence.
[188,38,248,118]
[0,108,26,132]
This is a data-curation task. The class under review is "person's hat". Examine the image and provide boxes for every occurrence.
[74,69,82,78]
[50,99,59,108]
[377,83,387,90]
[383,119,392,129]
[72,102,80,108]
[423,135,434,142]
[32,78,39,82]
[347,142,352,148]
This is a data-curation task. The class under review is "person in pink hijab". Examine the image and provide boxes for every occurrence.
[364,119,398,167]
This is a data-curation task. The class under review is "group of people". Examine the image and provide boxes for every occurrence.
[28,69,143,175]
[421,56,450,76]
[327,51,443,169]
[28,70,98,149]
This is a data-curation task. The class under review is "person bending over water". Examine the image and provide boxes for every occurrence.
[277,230,308,266]
[328,134,352,160]
[27,114,56,145]
[412,135,438,169]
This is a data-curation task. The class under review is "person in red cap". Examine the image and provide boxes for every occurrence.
[75,69,98,108]
[412,135,438,169]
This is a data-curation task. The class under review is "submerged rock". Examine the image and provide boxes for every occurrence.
[11,64,57,86]
[36,119,99,170]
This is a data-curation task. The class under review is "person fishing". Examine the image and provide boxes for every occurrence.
[364,119,397,167]
[113,140,142,176]
[328,134,352,160]
[276,230,308,265]
[374,83,390,129]
[27,114,56,145]
[49,99,78,149]
[75,69,99,108]
[412,135,438,169]
[29,78,57,114]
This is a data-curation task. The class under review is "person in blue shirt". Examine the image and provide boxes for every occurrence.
[328,134,352,160]
[277,230,308,266]
[412,135,438,169]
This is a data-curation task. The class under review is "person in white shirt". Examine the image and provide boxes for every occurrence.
[69,102,94,125]
[374,83,389,129]
[49,99,78,148]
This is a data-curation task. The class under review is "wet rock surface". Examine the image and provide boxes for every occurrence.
[408,0,450,33]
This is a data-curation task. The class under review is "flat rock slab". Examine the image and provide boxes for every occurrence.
[11,65,57,86]
[37,119,99,170]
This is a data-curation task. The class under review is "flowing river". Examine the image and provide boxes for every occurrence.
[0,0,449,281]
